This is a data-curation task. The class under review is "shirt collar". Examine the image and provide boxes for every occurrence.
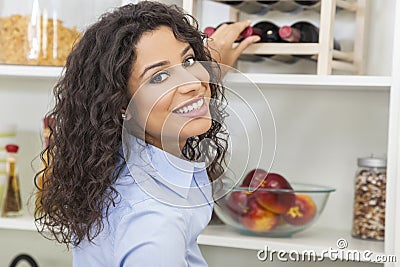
[125,135,206,199]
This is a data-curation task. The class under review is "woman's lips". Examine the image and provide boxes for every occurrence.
[172,97,209,118]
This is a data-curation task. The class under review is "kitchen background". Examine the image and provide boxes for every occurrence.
[0,0,399,266]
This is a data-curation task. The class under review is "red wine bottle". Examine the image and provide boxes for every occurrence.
[204,22,262,42]
[204,21,283,43]
[204,21,297,63]
[252,21,283,43]
[278,21,341,50]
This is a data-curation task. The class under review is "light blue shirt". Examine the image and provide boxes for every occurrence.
[72,137,213,267]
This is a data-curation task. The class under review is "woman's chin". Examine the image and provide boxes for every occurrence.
[180,118,212,138]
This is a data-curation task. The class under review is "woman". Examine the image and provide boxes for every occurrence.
[34,2,259,266]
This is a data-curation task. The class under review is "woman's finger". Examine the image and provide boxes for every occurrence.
[234,35,261,57]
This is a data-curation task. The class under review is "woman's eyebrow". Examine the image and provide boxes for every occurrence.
[140,61,169,79]
[140,45,192,79]
[181,45,192,56]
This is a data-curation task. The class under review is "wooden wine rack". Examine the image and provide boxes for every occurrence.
[183,0,367,75]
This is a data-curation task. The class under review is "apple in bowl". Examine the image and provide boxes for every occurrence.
[282,194,317,226]
[243,170,296,214]
[241,198,279,232]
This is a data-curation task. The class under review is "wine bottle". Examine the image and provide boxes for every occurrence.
[204,21,297,63]
[204,22,262,42]
[267,0,301,13]
[278,21,341,50]
[251,21,282,43]
[294,0,321,10]
[252,21,298,63]
[294,0,320,7]
[204,21,282,43]
[219,1,269,14]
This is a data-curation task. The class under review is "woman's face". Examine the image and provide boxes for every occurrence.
[127,26,212,152]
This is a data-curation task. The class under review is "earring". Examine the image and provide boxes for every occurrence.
[122,113,127,120]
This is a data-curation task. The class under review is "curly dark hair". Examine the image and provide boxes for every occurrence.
[34,1,228,247]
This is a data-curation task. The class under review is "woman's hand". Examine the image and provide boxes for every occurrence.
[206,20,261,67]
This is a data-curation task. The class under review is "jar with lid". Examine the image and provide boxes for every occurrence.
[352,156,386,241]
[0,0,121,66]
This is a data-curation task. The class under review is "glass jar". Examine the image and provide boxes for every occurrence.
[0,0,121,66]
[352,156,386,241]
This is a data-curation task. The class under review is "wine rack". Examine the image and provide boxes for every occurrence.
[183,0,367,75]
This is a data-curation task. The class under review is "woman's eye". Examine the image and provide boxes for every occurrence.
[182,57,196,68]
[150,71,170,84]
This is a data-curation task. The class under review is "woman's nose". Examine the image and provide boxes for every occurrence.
[175,80,202,94]
[173,65,205,93]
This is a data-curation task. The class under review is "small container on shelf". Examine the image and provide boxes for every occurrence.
[352,156,386,241]
[0,0,120,66]
[1,144,22,217]
[0,173,6,210]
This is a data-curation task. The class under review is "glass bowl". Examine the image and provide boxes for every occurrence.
[213,183,336,237]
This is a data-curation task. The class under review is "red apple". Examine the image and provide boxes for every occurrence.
[226,190,252,215]
[253,173,295,214]
[241,199,279,232]
[241,168,268,187]
[282,194,317,226]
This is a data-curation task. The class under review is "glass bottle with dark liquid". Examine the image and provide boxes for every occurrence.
[1,144,22,217]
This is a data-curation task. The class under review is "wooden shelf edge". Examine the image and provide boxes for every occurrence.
[0,216,386,262]
[224,73,391,88]
[0,65,63,78]
[240,43,320,55]
[198,224,385,262]
[0,215,36,231]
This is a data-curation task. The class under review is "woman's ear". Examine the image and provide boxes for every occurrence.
[121,108,132,120]
[121,108,127,119]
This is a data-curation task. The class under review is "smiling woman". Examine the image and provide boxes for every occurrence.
[127,26,213,154]
[33,1,259,266]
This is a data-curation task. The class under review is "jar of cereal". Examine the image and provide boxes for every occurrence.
[0,0,120,66]
[352,156,386,241]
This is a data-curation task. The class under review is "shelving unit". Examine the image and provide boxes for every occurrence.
[183,1,400,266]
[187,0,366,75]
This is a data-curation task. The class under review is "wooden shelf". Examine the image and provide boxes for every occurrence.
[0,65,63,79]
[240,43,320,55]
[198,224,385,262]
[0,216,385,262]
[224,73,391,90]
[0,65,390,91]
[192,0,367,75]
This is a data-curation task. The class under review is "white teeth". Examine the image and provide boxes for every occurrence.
[175,98,204,114]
